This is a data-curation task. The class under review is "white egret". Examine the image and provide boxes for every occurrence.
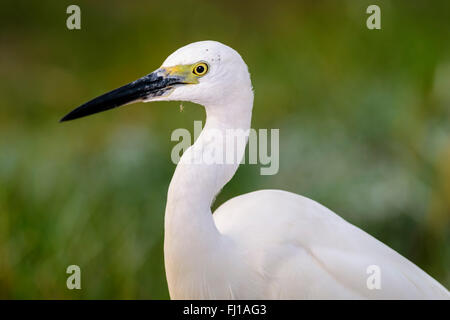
[61,41,450,299]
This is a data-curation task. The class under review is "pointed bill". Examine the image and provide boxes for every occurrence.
[60,69,184,122]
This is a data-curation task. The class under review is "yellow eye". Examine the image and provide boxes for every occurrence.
[192,62,208,76]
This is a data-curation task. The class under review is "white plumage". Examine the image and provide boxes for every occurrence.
[214,190,448,299]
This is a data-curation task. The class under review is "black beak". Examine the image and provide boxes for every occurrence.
[60,70,182,122]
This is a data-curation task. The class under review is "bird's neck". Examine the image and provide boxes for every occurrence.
[164,93,253,298]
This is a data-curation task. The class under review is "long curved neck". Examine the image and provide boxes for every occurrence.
[164,92,253,298]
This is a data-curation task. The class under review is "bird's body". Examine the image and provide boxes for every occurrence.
[213,190,449,299]
[62,41,450,299]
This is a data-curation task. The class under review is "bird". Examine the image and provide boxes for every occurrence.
[61,40,450,299]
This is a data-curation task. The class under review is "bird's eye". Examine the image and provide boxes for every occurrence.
[193,62,208,76]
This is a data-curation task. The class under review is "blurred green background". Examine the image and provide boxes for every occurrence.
[0,0,449,299]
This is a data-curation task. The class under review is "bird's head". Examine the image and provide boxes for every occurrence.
[60,41,253,122]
